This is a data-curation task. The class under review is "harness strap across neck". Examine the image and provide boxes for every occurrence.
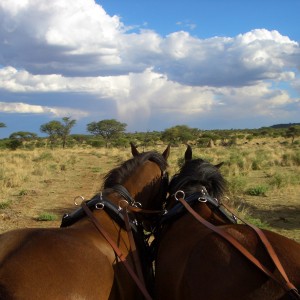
[176,196,300,299]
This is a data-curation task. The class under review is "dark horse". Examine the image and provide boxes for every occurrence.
[0,144,170,300]
[154,145,300,300]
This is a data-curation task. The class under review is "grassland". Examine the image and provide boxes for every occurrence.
[0,140,299,242]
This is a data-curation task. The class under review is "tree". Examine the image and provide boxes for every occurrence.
[40,117,76,148]
[161,125,199,145]
[286,126,300,144]
[9,131,38,149]
[86,119,127,147]
[9,131,38,141]
[0,122,6,128]
[60,117,76,148]
[40,120,63,146]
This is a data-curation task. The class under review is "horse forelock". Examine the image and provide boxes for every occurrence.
[103,151,168,189]
[169,158,226,199]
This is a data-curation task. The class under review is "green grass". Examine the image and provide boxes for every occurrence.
[0,200,11,209]
[36,213,58,221]
[245,185,268,196]
[243,215,271,230]
[18,189,28,196]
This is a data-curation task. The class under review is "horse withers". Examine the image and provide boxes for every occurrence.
[0,144,170,300]
[154,145,300,300]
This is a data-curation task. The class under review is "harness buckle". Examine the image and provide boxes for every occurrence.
[118,199,129,211]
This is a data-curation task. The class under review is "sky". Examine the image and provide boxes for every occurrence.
[0,0,299,138]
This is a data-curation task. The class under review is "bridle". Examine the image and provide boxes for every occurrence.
[61,170,169,227]
[160,185,237,225]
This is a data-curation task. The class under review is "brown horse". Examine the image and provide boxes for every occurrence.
[154,145,300,300]
[0,144,170,300]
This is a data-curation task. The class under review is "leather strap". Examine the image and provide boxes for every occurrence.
[126,205,166,215]
[177,197,300,298]
[122,208,146,287]
[221,202,299,294]
[81,202,153,300]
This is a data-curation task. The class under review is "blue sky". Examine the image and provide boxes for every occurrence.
[0,0,299,138]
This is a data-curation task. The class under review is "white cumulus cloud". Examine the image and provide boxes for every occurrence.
[0,0,299,133]
[0,101,88,118]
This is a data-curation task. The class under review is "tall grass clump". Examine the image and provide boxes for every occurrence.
[280,148,300,166]
[32,151,54,162]
[226,175,247,196]
[291,151,300,166]
[268,172,289,189]
[246,185,268,196]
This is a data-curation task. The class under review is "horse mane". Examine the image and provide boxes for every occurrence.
[168,158,227,199]
[103,151,168,188]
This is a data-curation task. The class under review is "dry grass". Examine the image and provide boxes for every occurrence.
[0,142,299,242]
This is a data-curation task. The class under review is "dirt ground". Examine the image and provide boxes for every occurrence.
[0,149,299,243]
[0,151,106,233]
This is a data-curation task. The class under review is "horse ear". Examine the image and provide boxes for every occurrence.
[215,162,224,169]
[185,144,192,161]
[130,142,140,157]
[162,144,170,160]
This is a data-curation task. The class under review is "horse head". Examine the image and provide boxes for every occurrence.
[164,144,234,225]
[101,143,170,232]
[103,143,169,208]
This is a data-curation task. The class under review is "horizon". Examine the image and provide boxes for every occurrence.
[1,119,298,140]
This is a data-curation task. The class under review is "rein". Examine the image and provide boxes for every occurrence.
[174,190,300,299]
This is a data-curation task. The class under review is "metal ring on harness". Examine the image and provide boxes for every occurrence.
[95,202,104,210]
[74,195,85,206]
[174,190,185,201]
[198,196,207,203]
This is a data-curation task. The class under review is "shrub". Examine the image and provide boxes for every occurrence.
[268,173,288,189]
[246,185,268,196]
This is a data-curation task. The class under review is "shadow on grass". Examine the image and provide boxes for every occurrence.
[228,197,300,230]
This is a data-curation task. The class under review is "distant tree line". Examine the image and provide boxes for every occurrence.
[0,118,300,150]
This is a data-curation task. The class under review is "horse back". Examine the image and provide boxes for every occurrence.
[156,218,300,300]
[0,223,139,300]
